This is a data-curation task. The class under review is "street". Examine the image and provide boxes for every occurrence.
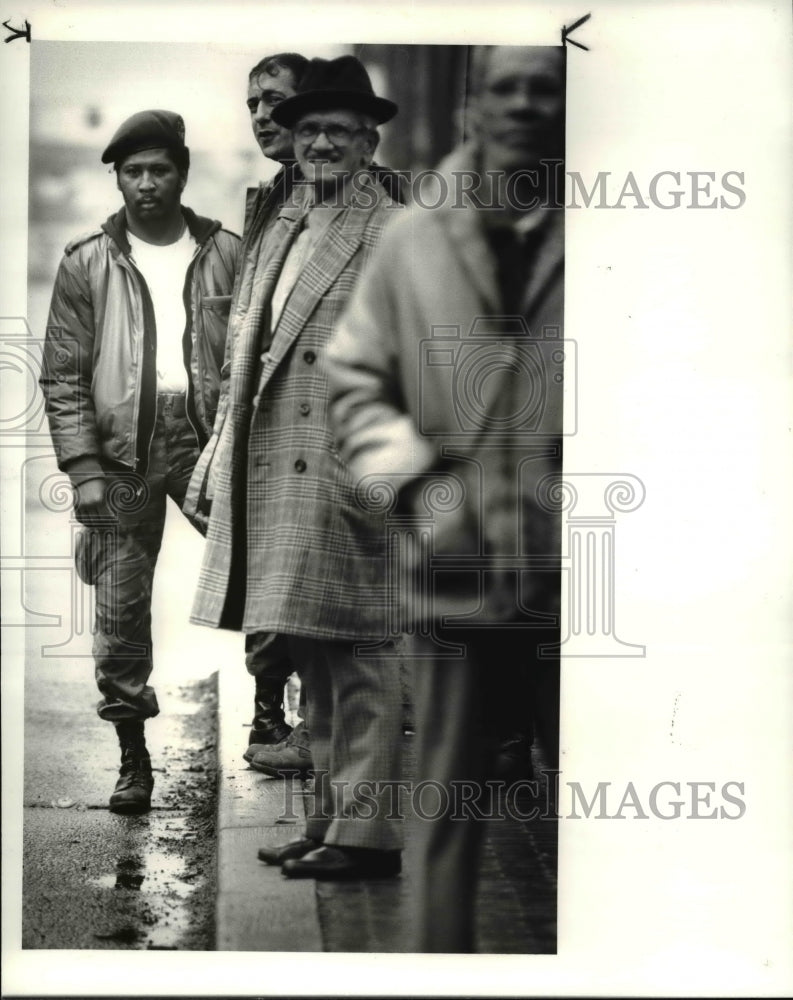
[16,450,558,954]
[21,483,239,949]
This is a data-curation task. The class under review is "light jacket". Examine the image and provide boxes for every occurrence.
[40,206,240,480]
[327,145,564,623]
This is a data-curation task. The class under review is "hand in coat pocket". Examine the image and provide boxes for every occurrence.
[182,433,219,535]
[397,464,480,559]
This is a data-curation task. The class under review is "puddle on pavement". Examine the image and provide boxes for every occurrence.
[87,812,202,947]
[90,850,194,898]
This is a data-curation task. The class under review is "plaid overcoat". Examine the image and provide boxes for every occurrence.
[189,176,399,640]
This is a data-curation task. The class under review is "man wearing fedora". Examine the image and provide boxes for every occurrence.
[189,56,404,879]
[39,110,240,813]
[184,53,408,777]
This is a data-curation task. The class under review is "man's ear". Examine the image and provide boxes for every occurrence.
[178,173,188,191]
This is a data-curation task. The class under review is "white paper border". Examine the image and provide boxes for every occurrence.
[2,1,792,996]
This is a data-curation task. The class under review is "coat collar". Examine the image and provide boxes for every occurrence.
[434,144,564,320]
[242,163,302,249]
[102,205,221,257]
[262,174,395,374]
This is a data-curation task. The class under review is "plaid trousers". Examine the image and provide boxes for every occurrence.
[288,636,403,850]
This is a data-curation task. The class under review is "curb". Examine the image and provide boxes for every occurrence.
[215,661,321,951]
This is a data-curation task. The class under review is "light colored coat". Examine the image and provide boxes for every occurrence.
[189,176,400,640]
[327,150,564,622]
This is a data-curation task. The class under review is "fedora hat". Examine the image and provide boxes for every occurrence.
[271,55,397,128]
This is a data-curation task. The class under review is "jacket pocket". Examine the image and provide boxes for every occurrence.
[201,294,232,318]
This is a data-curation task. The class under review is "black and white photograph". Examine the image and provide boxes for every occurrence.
[1,1,791,997]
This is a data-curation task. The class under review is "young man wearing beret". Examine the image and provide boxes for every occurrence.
[40,110,240,814]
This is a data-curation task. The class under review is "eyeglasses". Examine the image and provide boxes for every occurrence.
[292,122,369,145]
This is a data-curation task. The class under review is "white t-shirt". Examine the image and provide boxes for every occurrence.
[128,227,197,392]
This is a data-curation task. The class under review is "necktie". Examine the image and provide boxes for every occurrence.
[485,226,541,316]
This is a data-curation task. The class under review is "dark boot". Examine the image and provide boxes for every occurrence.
[243,679,293,763]
[109,720,154,814]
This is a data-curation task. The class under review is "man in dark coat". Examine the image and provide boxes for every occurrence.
[40,110,240,813]
[190,57,405,879]
[185,51,314,769]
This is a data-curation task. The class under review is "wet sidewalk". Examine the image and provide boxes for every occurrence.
[216,662,558,954]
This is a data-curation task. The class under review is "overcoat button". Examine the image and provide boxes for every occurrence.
[299,403,310,416]
[294,459,307,473]
[303,350,316,364]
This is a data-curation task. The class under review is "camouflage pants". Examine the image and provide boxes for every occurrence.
[82,394,200,721]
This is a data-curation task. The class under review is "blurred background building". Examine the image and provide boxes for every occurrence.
[28,40,472,337]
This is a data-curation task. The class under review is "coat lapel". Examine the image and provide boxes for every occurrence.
[441,206,501,313]
[520,209,564,323]
[224,208,303,418]
[440,202,564,326]
[257,181,386,390]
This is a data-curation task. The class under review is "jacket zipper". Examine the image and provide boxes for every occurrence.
[127,257,159,476]
[116,253,154,475]
[182,239,209,449]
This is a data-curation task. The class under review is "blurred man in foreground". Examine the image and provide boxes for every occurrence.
[328,46,565,945]
[40,110,239,813]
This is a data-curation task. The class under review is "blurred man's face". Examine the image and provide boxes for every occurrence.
[473,46,565,172]
[247,65,298,162]
[292,109,376,196]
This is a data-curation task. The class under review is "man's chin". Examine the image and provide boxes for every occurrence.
[488,150,546,175]
[304,165,351,194]
[488,135,563,173]
[259,139,290,161]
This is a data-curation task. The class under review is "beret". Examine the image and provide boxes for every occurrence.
[101,109,189,165]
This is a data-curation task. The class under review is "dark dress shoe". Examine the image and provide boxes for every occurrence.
[281,845,401,880]
[257,836,319,866]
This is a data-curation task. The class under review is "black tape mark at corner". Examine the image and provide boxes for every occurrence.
[3,19,31,44]
[562,13,591,51]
